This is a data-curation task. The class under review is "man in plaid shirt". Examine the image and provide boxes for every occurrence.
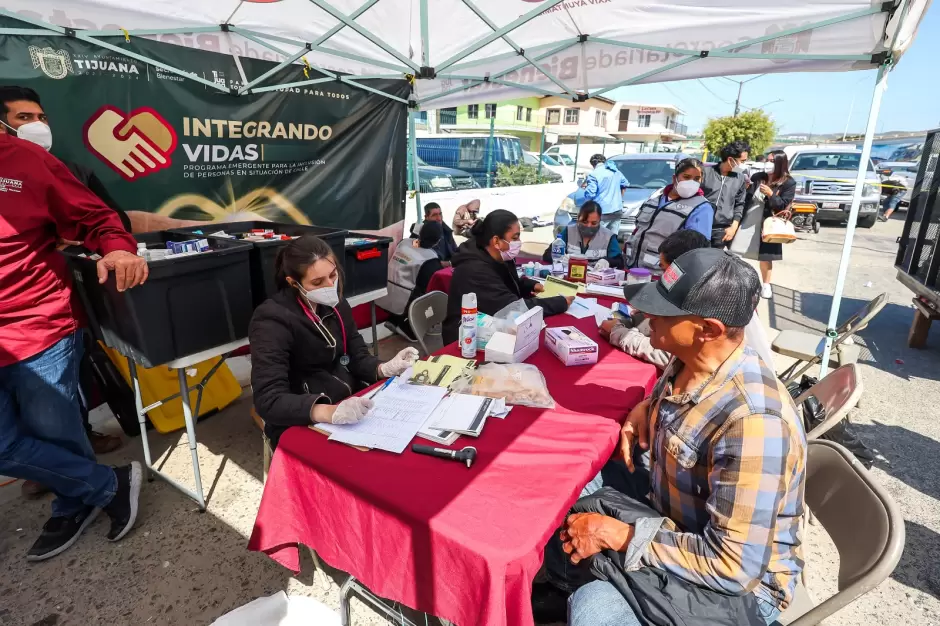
[557,249,806,625]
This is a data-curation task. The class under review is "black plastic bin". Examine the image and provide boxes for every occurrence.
[64,232,254,368]
[171,221,347,308]
[344,233,393,298]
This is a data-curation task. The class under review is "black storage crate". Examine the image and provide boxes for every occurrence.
[64,232,254,368]
[896,128,940,291]
[171,221,347,308]
[344,233,393,298]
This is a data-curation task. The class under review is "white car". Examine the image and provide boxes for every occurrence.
[520,151,563,183]
[532,151,591,182]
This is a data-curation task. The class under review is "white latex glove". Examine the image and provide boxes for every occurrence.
[379,347,420,377]
[331,396,375,425]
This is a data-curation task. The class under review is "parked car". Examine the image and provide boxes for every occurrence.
[415,155,480,193]
[521,151,564,183]
[877,161,917,207]
[786,147,882,228]
[416,133,524,187]
[556,152,691,242]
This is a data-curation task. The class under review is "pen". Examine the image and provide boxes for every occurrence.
[369,376,396,399]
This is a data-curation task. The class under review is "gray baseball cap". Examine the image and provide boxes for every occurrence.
[623,248,760,327]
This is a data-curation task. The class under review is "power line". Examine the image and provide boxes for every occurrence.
[696,79,734,105]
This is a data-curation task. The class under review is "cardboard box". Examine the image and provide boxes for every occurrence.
[483,306,543,363]
[545,326,599,366]
[586,268,619,285]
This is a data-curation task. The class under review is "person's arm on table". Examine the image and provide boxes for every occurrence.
[599,321,672,369]
[638,412,796,595]
[683,204,714,240]
[43,154,146,291]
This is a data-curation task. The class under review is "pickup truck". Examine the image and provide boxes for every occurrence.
[787,148,882,228]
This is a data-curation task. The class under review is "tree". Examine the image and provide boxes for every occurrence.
[702,110,776,157]
[495,163,554,187]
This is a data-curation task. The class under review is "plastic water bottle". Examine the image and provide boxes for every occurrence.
[551,236,566,270]
[460,292,478,358]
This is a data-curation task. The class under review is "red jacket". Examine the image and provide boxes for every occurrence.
[0,133,137,367]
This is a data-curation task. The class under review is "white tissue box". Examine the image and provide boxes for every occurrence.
[485,331,540,363]
[545,326,599,366]
[586,268,619,285]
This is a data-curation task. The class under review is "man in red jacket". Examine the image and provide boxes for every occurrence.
[0,131,148,561]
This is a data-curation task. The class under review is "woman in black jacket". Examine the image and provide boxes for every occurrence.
[249,236,418,447]
[443,210,573,344]
[749,150,796,300]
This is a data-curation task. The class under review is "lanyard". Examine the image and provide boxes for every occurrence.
[297,297,349,366]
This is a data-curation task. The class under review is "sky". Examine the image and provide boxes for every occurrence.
[608,3,939,136]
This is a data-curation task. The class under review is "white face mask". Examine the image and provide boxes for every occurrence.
[731,158,747,174]
[500,239,522,261]
[675,179,701,198]
[297,282,339,308]
[2,120,52,151]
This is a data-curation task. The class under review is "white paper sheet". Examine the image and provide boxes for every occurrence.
[431,394,492,434]
[585,284,625,298]
[324,384,449,453]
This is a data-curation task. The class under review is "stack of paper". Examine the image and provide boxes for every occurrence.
[537,275,585,299]
[431,394,493,437]
[567,297,614,325]
[585,283,625,298]
[320,384,449,453]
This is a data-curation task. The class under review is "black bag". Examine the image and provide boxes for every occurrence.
[84,341,142,437]
[787,375,875,469]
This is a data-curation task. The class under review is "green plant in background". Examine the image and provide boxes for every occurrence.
[495,163,553,187]
[703,110,776,157]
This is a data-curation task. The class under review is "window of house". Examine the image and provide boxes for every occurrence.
[485,103,497,118]
[638,114,651,128]
[595,111,601,126]
[516,105,524,121]
[526,107,532,122]
[595,111,606,127]
[546,109,561,125]
[564,108,579,124]
[618,108,630,132]
[467,104,479,119]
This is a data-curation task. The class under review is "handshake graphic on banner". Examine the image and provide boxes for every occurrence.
[83,105,177,181]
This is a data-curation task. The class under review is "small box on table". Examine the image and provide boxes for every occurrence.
[483,306,543,363]
[586,268,619,285]
[545,326,599,366]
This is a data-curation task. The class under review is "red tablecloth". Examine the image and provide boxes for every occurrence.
[249,305,657,626]
[426,266,454,295]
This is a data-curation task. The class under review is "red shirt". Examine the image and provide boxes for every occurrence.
[0,133,136,367]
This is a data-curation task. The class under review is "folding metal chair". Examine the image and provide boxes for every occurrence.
[776,440,905,625]
[795,364,864,440]
[774,293,887,384]
[407,290,448,357]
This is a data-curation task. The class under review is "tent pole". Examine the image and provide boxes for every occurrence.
[420,0,430,66]
[409,111,423,227]
[818,63,889,376]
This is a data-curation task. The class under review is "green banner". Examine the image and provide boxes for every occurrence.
[0,28,409,229]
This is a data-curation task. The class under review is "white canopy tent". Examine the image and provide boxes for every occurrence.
[0,0,932,370]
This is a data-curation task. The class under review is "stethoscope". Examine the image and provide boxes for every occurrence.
[296,296,350,367]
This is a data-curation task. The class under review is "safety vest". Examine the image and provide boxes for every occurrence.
[625,193,710,273]
[566,223,615,261]
[375,239,439,315]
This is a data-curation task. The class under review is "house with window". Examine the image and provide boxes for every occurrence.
[435,97,544,149]
[607,102,687,145]
[538,95,616,144]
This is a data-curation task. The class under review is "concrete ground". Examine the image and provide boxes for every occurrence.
[2,212,940,626]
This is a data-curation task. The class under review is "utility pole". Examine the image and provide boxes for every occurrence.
[723,74,766,117]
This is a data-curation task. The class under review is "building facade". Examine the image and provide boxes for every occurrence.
[607,102,687,145]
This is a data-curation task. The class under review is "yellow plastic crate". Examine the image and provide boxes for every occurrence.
[102,343,242,434]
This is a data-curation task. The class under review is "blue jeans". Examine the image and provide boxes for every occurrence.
[0,331,116,517]
[568,580,782,626]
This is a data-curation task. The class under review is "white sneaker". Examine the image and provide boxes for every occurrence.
[761,283,773,299]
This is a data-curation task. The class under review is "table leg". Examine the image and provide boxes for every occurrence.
[177,368,207,511]
[127,359,154,482]
[370,301,378,356]
[339,576,354,626]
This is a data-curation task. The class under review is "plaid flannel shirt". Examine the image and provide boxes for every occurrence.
[639,344,807,610]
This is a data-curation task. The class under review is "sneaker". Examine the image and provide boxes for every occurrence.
[877,215,889,222]
[761,283,773,299]
[21,480,51,499]
[89,431,123,455]
[102,462,142,542]
[26,506,100,561]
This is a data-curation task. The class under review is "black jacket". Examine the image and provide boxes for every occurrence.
[249,289,380,446]
[748,173,797,218]
[701,164,748,227]
[548,487,765,626]
[443,240,569,344]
